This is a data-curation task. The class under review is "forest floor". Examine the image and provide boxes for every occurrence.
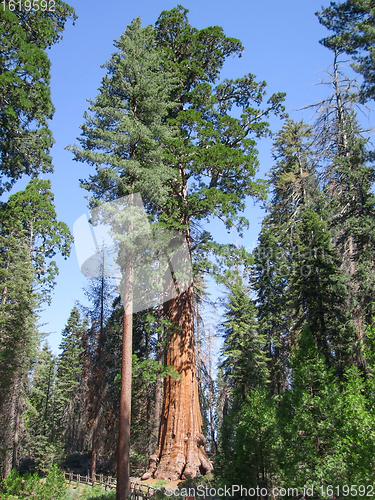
[137,477,182,489]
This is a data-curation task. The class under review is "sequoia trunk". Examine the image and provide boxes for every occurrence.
[153,283,212,480]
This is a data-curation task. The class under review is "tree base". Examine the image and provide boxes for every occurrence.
[142,442,213,481]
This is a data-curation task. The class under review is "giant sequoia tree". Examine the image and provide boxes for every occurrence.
[145,7,285,481]
[69,6,285,483]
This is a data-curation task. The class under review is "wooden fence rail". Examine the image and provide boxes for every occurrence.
[65,472,159,498]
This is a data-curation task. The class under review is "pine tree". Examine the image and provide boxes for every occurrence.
[253,118,356,382]
[312,53,375,373]
[79,269,116,479]
[252,120,319,393]
[0,2,76,194]
[0,0,75,478]
[55,307,88,454]
[0,211,35,411]
[293,207,352,375]
[278,327,345,490]
[0,214,35,477]
[26,344,63,474]
[0,179,72,406]
[0,180,72,477]
[68,18,177,206]
[317,0,375,102]
[218,276,275,491]
[2,179,72,303]
[221,278,268,397]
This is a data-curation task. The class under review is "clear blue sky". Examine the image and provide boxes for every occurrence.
[11,0,358,353]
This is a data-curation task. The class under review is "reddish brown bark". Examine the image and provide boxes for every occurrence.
[117,262,133,500]
[90,438,97,479]
[150,319,163,456]
[152,283,212,480]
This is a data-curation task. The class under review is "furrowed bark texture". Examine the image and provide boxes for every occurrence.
[153,283,212,480]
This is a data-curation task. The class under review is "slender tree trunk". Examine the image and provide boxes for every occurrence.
[3,443,11,479]
[2,381,17,478]
[90,381,104,478]
[43,360,53,434]
[12,384,21,470]
[117,259,133,500]
[78,409,83,452]
[153,283,212,480]
[91,449,97,479]
[70,402,74,452]
[2,374,23,477]
[0,260,9,415]
[91,426,97,479]
[207,332,217,455]
[151,319,163,456]
[335,58,364,364]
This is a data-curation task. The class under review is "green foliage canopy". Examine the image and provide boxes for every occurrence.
[0,2,76,194]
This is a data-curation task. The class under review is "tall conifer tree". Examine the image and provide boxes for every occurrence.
[218,276,275,490]
[317,0,375,102]
[312,53,375,372]
[55,307,88,455]
[0,180,72,477]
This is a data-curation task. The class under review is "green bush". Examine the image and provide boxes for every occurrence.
[85,491,116,500]
[0,464,67,500]
[66,484,116,500]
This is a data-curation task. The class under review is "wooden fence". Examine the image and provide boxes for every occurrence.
[65,472,159,498]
